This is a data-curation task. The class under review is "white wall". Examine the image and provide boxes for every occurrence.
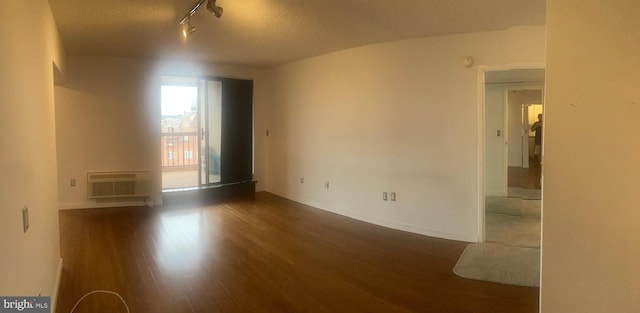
[542,0,640,312]
[265,26,545,241]
[484,84,506,195]
[0,0,64,301]
[55,56,269,209]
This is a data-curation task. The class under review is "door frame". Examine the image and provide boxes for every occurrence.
[476,63,545,242]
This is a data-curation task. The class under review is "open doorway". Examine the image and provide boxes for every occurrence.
[470,67,544,289]
[482,68,544,241]
[484,77,543,243]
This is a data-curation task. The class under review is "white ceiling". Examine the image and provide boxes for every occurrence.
[49,0,546,67]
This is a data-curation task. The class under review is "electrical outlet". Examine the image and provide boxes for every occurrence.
[299,176,304,184]
[383,192,388,201]
[70,179,76,187]
[324,181,330,189]
[22,206,29,233]
[391,192,396,201]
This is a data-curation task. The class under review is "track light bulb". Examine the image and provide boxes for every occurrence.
[207,0,223,18]
[181,20,196,39]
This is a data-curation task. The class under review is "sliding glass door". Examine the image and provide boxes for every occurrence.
[160,77,200,189]
[161,76,253,190]
[200,79,222,185]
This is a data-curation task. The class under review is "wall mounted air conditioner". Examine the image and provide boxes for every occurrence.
[87,171,151,199]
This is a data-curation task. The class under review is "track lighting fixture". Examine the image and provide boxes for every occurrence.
[179,0,223,38]
[206,0,223,18]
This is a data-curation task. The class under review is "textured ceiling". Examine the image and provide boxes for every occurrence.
[49,0,546,67]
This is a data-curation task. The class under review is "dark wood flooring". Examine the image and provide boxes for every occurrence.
[56,192,538,313]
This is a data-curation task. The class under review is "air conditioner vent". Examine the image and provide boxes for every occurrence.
[87,171,151,199]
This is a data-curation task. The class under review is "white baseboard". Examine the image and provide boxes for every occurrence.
[310,200,475,242]
[51,258,63,313]
[268,191,476,243]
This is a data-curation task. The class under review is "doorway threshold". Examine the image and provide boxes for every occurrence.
[161,180,256,207]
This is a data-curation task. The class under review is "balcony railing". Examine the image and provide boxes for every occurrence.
[161,132,199,170]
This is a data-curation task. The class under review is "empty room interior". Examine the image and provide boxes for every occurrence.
[1,1,639,313]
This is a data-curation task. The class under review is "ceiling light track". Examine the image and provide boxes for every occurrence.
[179,0,223,38]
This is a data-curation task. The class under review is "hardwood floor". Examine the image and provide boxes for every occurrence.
[56,192,538,313]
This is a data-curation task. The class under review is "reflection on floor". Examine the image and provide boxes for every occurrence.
[507,187,541,200]
[508,157,542,190]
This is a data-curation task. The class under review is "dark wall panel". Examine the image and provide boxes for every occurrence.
[220,78,253,184]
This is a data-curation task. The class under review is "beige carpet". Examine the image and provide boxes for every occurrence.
[485,213,540,248]
[485,196,541,218]
[453,243,540,287]
[453,195,542,287]
[485,195,541,248]
[521,188,541,200]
